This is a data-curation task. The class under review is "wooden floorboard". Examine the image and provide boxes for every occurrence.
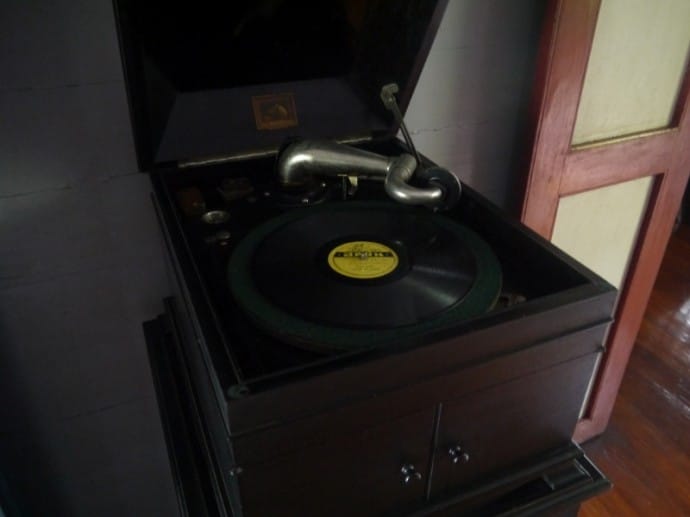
[580,224,690,516]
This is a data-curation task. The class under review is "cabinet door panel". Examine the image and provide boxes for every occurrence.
[237,408,434,517]
[432,353,598,497]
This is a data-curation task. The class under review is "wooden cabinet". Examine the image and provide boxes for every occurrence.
[232,356,599,517]
[222,329,605,516]
[148,293,611,516]
[143,167,617,516]
[145,309,611,516]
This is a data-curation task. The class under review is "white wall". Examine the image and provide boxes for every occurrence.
[407,0,545,210]
[0,1,177,515]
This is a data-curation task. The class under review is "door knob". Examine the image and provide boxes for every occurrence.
[448,445,470,464]
[400,463,423,484]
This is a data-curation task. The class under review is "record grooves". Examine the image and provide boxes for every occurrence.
[228,202,502,351]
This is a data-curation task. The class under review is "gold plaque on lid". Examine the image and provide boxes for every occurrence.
[251,93,298,130]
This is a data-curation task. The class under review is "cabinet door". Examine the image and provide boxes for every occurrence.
[237,408,435,517]
[431,353,598,498]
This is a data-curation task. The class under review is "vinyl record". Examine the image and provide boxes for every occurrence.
[228,202,501,351]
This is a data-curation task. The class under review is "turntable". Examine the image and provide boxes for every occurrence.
[115,1,616,515]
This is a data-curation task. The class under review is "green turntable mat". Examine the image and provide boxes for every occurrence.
[228,202,502,351]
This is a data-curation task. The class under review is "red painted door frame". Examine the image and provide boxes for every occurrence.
[521,0,690,442]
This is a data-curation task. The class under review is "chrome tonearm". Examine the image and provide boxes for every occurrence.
[276,84,462,210]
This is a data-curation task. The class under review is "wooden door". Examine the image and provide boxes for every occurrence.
[236,409,434,517]
[521,0,690,442]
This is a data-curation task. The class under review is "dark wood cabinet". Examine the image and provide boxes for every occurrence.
[232,353,602,517]
[232,351,604,516]
[141,167,616,516]
[145,299,611,517]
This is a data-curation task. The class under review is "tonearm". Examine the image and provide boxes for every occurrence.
[277,84,462,211]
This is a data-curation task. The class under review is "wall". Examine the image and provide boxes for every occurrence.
[0,1,543,515]
[0,1,176,515]
[408,0,544,210]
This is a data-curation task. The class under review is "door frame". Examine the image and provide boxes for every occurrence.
[521,0,690,441]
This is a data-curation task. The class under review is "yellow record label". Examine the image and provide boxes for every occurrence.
[327,241,399,279]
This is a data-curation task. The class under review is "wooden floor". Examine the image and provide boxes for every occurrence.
[580,224,690,516]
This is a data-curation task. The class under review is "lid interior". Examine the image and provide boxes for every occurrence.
[113,0,447,169]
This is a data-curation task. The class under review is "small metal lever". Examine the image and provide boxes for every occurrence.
[380,83,423,169]
[401,463,423,484]
[448,445,470,464]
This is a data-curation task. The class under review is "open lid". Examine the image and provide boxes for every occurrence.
[113,0,448,170]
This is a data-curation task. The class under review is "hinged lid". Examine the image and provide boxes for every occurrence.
[113,0,448,170]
